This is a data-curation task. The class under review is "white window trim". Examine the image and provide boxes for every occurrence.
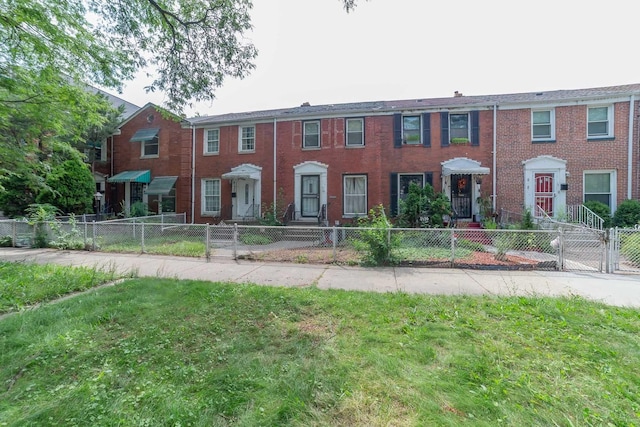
[204,128,220,155]
[238,125,255,153]
[345,118,365,147]
[141,137,159,158]
[343,174,367,217]
[587,105,614,139]
[402,115,422,145]
[303,120,321,149]
[583,169,617,212]
[449,113,470,141]
[531,108,555,141]
[201,178,221,216]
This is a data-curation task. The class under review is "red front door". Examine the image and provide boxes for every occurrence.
[534,173,554,216]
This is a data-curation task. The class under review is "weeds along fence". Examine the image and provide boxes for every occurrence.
[0,219,627,273]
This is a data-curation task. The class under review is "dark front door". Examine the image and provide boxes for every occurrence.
[301,175,320,217]
[451,174,472,219]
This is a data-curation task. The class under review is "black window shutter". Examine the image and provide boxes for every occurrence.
[440,112,449,146]
[393,114,402,148]
[471,110,480,146]
[390,173,398,216]
[422,113,431,147]
[424,172,433,188]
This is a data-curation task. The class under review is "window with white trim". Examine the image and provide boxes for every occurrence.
[303,121,320,148]
[346,118,364,146]
[402,116,421,144]
[239,126,255,152]
[343,175,367,216]
[205,129,219,154]
[587,106,613,138]
[532,109,555,141]
[449,113,469,142]
[202,178,221,215]
[142,136,159,157]
[584,171,615,209]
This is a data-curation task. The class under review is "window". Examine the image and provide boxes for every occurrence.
[142,136,159,157]
[403,116,421,144]
[239,126,255,152]
[532,109,555,141]
[343,175,367,216]
[399,174,424,201]
[303,121,320,148]
[205,129,219,154]
[584,171,614,208]
[588,106,613,138]
[202,178,221,215]
[449,113,469,141]
[161,188,176,213]
[346,118,364,146]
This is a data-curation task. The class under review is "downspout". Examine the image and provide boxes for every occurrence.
[492,103,497,212]
[110,135,114,177]
[628,94,635,200]
[273,118,277,218]
[191,124,196,224]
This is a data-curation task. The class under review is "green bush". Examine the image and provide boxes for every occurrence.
[353,205,400,265]
[457,238,485,252]
[583,200,612,228]
[0,235,12,247]
[613,199,640,228]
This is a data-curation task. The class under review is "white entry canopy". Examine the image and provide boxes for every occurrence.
[441,157,490,176]
[221,164,262,180]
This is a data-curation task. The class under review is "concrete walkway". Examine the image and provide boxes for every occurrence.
[2,248,640,308]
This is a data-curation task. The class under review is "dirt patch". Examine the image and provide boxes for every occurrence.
[249,247,549,269]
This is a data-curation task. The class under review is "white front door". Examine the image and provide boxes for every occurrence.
[235,179,255,219]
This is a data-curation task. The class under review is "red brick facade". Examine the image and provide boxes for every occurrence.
[103,85,640,225]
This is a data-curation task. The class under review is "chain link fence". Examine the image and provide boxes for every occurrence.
[0,218,621,273]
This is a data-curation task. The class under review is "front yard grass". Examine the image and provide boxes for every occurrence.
[1,263,639,426]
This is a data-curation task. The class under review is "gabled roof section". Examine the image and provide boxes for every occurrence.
[88,85,140,120]
[185,83,640,127]
[117,103,183,129]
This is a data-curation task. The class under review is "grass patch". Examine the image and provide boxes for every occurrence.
[1,277,640,426]
[101,237,205,257]
[0,261,118,313]
[393,246,473,261]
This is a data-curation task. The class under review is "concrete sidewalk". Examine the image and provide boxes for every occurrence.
[2,248,640,308]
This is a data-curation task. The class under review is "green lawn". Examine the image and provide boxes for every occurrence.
[1,264,639,426]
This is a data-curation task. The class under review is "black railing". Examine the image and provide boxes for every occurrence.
[317,204,327,225]
[282,203,295,225]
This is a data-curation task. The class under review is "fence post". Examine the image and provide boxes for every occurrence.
[206,223,211,262]
[233,223,238,260]
[11,220,16,248]
[92,221,97,251]
[387,227,391,260]
[84,221,88,249]
[332,226,337,262]
[141,222,145,253]
[450,228,455,267]
[557,227,564,271]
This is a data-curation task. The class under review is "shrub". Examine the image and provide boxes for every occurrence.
[240,233,272,245]
[583,200,612,228]
[613,199,640,228]
[25,203,59,248]
[0,235,12,247]
[353,205,400,265]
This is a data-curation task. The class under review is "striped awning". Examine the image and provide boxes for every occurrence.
[107,170,151,183]
[130,128,159,142]
[145,176,178,195]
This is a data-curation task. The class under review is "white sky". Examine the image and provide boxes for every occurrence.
[111,0,639,117]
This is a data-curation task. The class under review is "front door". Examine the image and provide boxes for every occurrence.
[236,179,255,219]
[450,174,472,219]
[301,175,320,217]
[535,173,554,216]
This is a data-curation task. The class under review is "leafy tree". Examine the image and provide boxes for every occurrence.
[36,159,95,214]
[613,199,640,228]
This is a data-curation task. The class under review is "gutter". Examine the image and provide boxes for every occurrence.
[191,124,196,224]
[273,118,277,218]
[628,95,635,200]
[492,103,497,212]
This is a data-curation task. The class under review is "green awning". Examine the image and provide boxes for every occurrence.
[107,170,151,183]
[130,128,160,142]
[145,176,178,195]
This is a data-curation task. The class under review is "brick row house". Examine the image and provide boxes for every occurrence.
[98,83,640,225]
